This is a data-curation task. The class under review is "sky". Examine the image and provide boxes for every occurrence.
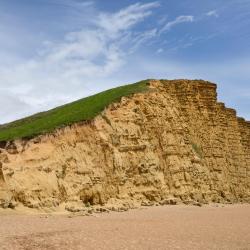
[0,0,249,123]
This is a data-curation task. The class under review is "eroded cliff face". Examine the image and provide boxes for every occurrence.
[0,80,249,212]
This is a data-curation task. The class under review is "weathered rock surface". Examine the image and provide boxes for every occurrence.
[0,80,249,212]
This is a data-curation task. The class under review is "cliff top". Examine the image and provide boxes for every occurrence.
[0,79,233,142]
[0,79,150,142]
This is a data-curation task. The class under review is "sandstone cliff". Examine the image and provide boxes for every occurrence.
[0,80,249,212]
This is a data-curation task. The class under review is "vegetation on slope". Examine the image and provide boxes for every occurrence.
[0,80,150,142]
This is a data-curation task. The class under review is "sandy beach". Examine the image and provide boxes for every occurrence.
[0,204,249,250]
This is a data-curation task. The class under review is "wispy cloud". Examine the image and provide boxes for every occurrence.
[160,15,194,33]
[131,14,196,52]
[97,2,160,34]
[156,48,164,53]
[206,10,219,18]
[45,0,94,9]
[0,1,160,123]
[0,1,209,123]
[1,1,246,124]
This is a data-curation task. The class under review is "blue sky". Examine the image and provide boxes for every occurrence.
[0,0,249,123]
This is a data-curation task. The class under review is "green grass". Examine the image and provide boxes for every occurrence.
[0,80,150,142]
[191,143,203,159]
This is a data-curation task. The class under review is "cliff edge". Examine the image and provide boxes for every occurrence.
[0,79,249,213]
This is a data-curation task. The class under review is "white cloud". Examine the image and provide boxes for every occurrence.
[206,10,219,18]
[97,2,160,34]
[160,15,194,33]
[44,0,94,9]
[131,28,158,52]
[0,90,32,122]
[0,1,232,124]
[0,2,160,123]
[157,48,164,53]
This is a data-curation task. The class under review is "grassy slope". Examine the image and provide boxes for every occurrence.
[0,80,150,142]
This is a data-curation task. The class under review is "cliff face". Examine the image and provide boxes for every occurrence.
[0,80,249,211]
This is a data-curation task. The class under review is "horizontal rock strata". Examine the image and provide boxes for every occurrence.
[0,80,249,212]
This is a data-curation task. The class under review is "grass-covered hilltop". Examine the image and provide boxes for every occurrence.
[0,80,150,142]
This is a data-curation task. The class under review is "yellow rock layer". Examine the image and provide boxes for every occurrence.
[0,80,249,211]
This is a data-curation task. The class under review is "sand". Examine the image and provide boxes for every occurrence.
[0,204,249,250]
